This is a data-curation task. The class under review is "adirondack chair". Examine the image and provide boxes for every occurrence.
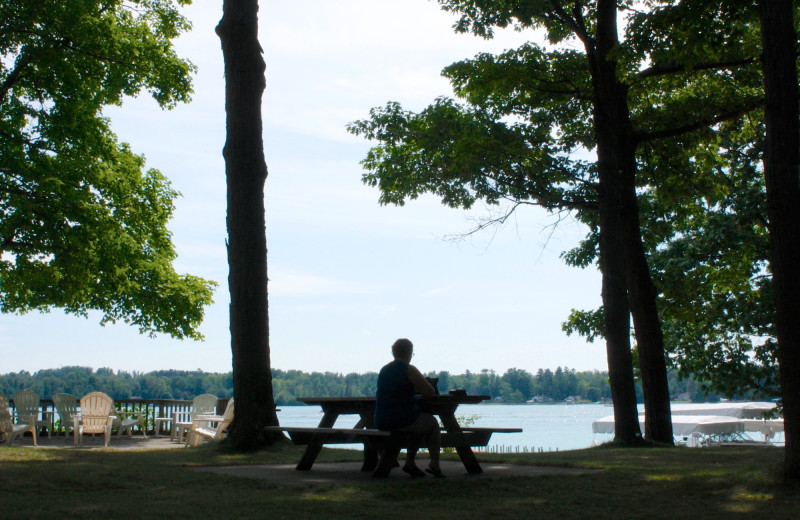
[52,393,79,437]
[0,393,37,446]
[173,393,218,443]
[12,389,52,438]
[185,399,234,447]
[73,392,114,447]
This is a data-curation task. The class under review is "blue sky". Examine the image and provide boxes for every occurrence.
[1,1,606,376]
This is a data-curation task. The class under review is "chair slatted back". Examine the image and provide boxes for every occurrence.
[213,399,235,439]
[79,392,114,434]
[53,393,79,429]
[12,389,41,423]
[192,393,218,420]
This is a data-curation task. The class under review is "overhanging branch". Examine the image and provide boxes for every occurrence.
[635,101,763,143]
[637,56,758,81]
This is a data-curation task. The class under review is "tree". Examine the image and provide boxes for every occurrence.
[349,1,643,444]
[0,0,215,338]
[350,0,767,445]
[757,0,800,481]
[558,6,779,402]
[502,367,533,400]
[216,0,280,450]
[644,117,778,399]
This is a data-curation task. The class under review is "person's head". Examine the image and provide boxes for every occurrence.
[391,338,413,362]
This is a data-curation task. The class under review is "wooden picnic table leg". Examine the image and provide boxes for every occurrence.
[439,413,483,474]
[295,410,339,471]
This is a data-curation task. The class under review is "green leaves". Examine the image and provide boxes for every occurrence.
[348,37,601,215]
[349,96,592,212]
[1,1,216,340]
[349,0,780,398]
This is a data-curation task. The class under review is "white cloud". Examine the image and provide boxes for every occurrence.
[270,269,377,296]
[424,286,451,297]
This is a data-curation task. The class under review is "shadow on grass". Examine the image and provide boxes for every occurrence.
[0,441,797,519]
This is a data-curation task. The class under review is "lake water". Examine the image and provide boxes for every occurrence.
[277,403,614,452]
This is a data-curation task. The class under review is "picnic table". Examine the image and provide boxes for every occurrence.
[267,393,521,476]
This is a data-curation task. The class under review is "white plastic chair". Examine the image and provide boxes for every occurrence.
[74,392,114,447]
[1,393,37,446]
[12,389,52,438]
[185,399,234,447]
[173,394,218,443]
[52,393,79,437]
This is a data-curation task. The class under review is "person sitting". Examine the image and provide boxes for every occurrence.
[374,338,443,477]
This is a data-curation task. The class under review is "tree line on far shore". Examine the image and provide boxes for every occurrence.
[0,365,750,406]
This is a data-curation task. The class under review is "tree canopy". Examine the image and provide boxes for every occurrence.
[349,0,777,443]
[0,0,216,339]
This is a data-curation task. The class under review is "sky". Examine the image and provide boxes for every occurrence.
[1,0,606,377]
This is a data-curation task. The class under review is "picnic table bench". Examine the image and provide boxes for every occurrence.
[266,394,522,477]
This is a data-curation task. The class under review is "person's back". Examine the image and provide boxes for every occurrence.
[375,360,418,430]
[372,338,443,478]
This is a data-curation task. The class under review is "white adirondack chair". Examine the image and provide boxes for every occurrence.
[52,393,79,437]
[173,393,218,443]
[74,392,114,447]
[12,389,52,438]
[185,399,234,447]
[1,393,37,446]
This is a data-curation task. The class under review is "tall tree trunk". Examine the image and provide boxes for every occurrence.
[589,0,641,444]
[620,153,673,444]
[589,0,672,444]
[758,0,800,481]
[216,0,280,450]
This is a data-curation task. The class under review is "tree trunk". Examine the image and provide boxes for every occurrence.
[216,0,280,450]
[589,0,642,445]
[619,145,673,443]
[758,0,800,481]
[587,0,674,445]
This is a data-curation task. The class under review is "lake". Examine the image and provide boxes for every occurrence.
[277,403,614,452]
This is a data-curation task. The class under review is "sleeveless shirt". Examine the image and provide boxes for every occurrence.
[374,360,419,430]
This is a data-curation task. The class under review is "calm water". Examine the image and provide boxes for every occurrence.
[277,403,614,452]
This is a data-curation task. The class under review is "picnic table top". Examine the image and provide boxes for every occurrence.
[297,394,490,406]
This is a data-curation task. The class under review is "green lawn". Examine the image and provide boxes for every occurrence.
[1,442,797,519]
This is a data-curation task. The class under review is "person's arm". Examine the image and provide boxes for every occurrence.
[408,365,435,396]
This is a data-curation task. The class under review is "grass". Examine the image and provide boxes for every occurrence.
[1,441,798,519]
